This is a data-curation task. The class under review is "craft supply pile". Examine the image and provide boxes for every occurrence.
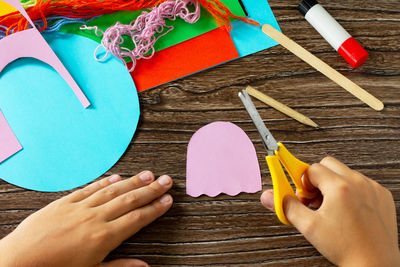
[0,0,384,224]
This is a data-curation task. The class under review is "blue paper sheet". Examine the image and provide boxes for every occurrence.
[0,33,140,192]
[230,0,281,57]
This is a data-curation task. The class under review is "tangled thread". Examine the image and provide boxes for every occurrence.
[0,0,259,35]
[0,16,93,39]
[81,0,200,72]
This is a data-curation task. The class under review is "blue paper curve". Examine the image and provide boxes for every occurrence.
[0,33,140,192]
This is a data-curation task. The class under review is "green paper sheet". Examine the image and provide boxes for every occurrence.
[59,0,246,57]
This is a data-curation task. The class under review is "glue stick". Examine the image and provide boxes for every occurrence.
[298,0,368,68]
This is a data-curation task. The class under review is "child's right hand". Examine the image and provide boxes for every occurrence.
[261,156,400,267]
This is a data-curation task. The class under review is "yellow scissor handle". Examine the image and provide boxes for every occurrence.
[275,143,317,199]
[266,155,296,226]
[266,143,318,226]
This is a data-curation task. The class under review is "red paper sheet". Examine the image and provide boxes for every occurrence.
[131,27,239,92]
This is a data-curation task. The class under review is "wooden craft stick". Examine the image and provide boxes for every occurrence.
[246,86,319,128]
[262,24,384,111]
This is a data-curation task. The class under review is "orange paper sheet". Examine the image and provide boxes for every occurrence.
[131,27,239,92]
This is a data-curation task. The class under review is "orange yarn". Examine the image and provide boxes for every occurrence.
[196,0,259,31]
[0,0,260,35]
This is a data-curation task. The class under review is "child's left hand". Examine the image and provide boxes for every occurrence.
[0,171,173,267]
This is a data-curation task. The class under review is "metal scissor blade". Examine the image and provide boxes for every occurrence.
[238,89,278,155]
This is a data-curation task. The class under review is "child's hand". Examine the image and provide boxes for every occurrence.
[0,171,173,267]
[261,156,400,267]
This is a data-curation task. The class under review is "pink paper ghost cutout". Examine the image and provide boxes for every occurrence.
[0,0,90,108]
[186,122,262,197]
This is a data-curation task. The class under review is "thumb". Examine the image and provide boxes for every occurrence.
[261,190,317,235]
[283,195,316,236]
[260,189,275,211]
[99,259,149,267]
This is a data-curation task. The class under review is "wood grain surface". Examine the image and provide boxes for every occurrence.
[1,0,399,266]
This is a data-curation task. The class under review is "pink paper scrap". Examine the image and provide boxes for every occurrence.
[0,0,90,108]
[186,121,262,197]
[0,110,22,163]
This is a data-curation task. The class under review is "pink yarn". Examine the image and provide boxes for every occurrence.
[80,0,200,72]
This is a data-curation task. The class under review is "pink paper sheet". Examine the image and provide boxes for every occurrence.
[0,110,22,162]
[0,0,90,108]
[186,122,262,197]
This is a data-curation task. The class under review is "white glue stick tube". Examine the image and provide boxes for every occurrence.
[298,0,368,68]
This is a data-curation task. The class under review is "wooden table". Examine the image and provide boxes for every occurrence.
[1,0,399,266]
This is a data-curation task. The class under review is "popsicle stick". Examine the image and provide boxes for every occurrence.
[262,24,384,111]
[246,86,319,128]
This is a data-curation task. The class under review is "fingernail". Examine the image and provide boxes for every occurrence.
[160,194,172,204]
[158,175,171,186]
[139,171,153,183]
[126,260,148,267]
[261,190,274,210]
[109,174,121,183]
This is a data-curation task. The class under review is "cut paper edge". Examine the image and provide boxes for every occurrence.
[0,0,90,108]
[187,188,261,198]
[0,109,22,163]
[132,27,239,92]
[186,122,262,198]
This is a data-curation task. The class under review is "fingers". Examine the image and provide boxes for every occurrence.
[320,156,353,177]
[315,156,373,192]
[308,194,323,209]
[283,196,316,235]
[262,189,318,233]
[84,171,155,207]
[260,189,275,212]
[66,175,122,203]
[98,259,148,267]
[101,175,173,220]
[301,174,318,193]
[305,161,345,196]
[109,194,173,243]
[301,156,359,209]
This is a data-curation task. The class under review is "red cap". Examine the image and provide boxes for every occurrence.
[337,37,369,68]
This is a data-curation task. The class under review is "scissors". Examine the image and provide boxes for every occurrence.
[238,89,317,225]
